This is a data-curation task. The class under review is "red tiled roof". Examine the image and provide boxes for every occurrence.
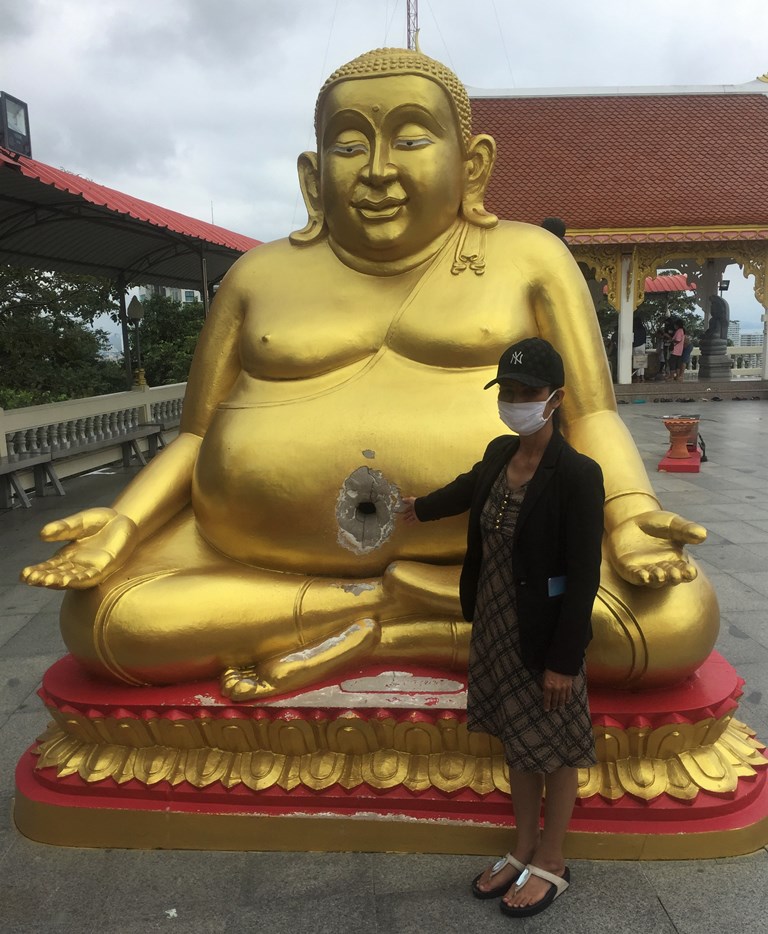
[605,273,695,296]
[471,92,768,232]
[0,150,259,253]
[0,149,260,286]
[644,273,695,292]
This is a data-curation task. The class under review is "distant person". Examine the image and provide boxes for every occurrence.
[540,217,567,242]
[604,330,617,382]
[670,318,685,380]
[654,318,673,380]
[680,330,694,375]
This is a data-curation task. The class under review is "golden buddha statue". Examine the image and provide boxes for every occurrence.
[22,48,718,699]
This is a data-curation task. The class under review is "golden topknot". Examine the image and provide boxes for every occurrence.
[315,48,472,147]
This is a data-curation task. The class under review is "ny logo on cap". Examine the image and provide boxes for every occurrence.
[510,351,523,365]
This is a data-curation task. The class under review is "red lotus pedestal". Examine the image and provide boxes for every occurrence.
[658,415,702,473]
[14,652,768,858]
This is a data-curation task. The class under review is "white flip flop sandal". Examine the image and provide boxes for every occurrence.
[471,853,527,900]
[500,864,570,916]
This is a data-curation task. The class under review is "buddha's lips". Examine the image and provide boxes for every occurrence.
[353,197,406,220]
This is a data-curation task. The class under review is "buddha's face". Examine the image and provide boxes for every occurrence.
[318,75,465,263]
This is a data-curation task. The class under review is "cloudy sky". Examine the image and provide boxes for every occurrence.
[2,0,767,327]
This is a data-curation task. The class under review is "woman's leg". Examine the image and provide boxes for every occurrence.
[502,765,577,909]
[474,768,542,894]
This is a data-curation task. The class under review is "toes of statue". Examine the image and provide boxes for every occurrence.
[220,666,276,701]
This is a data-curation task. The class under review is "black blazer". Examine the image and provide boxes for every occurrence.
[415,431,604,676]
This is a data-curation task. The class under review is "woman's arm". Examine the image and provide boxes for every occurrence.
[412,440,501,522]
[544,457,605,675]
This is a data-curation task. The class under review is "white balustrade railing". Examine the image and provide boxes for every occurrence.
[149,396,184,428]
[638,346,764,380]
[1,384,186,472]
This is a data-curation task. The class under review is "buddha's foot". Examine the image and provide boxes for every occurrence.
[220,666,276,702]
[220,618,381,701]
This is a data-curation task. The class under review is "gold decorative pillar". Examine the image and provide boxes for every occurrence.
[739,243,768,380]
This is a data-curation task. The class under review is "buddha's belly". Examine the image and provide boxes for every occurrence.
[192,352,502,575]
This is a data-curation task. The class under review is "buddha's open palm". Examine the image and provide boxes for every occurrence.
[21,507,138,589]
[607,510,706,588]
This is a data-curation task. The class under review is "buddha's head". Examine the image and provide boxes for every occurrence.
[291,48,497,271]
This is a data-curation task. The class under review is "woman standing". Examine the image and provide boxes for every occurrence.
[401,338,604,918]
[670,318,686,380]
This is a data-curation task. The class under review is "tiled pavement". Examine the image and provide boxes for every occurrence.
[1,400,768,933]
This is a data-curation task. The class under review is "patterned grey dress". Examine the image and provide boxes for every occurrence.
[466,468,596,772]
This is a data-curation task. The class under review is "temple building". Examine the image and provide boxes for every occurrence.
[471,73,768,383]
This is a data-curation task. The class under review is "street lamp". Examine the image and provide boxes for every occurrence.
[718,280,730,293]
[126,296,146,387]
[1,92,32,157]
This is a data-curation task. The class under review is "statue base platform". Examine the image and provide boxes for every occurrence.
[658,448,702,473]
[698,357,732,382]
[14,653,768,859]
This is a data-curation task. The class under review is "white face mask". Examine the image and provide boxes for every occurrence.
[498,390,558,436]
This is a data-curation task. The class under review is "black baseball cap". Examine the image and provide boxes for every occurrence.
[484,338,565,390]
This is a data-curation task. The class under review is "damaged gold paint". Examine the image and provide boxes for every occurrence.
[281,620,376,664]
[335,466,401,555]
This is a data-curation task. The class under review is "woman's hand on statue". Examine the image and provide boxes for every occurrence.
[399,496,420,524]
[607,510,706,588]
[20,507,138,590]
[542,669,574,711]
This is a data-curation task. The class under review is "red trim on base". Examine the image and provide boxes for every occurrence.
[658,449,702,473]
[37,651,742,729]
[15,750,768,839]
[15,652,768,842]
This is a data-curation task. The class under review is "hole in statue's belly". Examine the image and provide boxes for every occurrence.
[336,467,400,555]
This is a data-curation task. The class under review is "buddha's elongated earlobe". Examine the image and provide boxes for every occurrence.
[290,151,327,244]
[461,134,498,229]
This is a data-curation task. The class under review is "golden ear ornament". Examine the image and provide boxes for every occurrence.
[452,222,487,276]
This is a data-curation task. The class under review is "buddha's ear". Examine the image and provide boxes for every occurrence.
[461,134,498,229]
[290,151,327,245]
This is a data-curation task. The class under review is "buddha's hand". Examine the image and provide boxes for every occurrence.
[20,507,138,590]
[607,510,706,588]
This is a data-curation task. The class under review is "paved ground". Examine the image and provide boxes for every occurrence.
[2,400,768,933]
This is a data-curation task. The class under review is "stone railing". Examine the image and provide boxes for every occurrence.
[691,345,763,377]
[0,384,185,483]
[639,346,763,380]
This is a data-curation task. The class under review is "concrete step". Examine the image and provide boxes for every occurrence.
[614,379,768,403]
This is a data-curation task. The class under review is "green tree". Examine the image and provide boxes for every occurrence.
[0,266,125,408]
[634,281,704,345]
[127,293,205,386]
[593,273,703,344]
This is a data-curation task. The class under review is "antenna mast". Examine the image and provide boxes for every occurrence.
[406,0,418,51]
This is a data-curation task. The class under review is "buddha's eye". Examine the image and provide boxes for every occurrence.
[394,136,433,150]
[330,140,368,156]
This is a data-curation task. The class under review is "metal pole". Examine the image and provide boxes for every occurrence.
[135,320,142,375]
[200,252,210,317]
[117,275,133,386]
[407,0,418,50]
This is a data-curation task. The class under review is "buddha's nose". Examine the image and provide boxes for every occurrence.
[361,144,397,185]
